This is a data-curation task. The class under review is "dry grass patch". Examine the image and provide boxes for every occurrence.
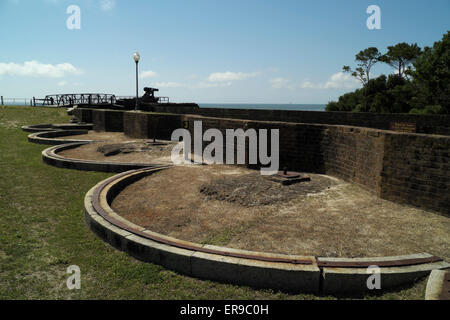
[112,165,450,259]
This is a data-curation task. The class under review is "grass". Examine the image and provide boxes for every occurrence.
[0,105,428,300]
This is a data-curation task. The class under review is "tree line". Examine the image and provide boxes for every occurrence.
[326,31,449,114]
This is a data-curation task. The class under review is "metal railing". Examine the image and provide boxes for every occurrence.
[115,96,135,100]
[38,93,116,107]
[1,94,171,107]
[0,96,33,106]
[116,96,170,103]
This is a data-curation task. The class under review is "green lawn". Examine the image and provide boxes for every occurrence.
[0,105,427,300]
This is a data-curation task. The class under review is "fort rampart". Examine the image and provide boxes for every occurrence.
[74,107,449,215]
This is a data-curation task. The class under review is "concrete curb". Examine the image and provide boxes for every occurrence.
[322,260,449,294]
[28,130,92,145]
[42,142,167,173]
[84,167,449,294]
[21,123,93,133]
[425,270,449,300]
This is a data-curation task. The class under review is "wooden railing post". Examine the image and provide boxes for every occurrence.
[1,96,3,105]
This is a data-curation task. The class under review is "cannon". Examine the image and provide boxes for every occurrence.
[141,87,160,103]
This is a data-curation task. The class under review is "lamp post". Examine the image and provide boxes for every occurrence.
[133,52,140,111]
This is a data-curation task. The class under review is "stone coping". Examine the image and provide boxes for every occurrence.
[425,270,449,300]
[42,142,167,173]
[28,130,92,145]
[21,123,93,133]
[84,166,450,294]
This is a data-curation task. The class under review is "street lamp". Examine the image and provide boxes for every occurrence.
[133,52,140,111]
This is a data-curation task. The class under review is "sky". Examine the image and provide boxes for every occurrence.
[0,0,449,104]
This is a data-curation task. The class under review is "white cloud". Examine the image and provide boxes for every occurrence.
[150,71,259,90]
[140,70,158,79]
[154,82,187,88]
[323,72,360,89]
[100,0,115,11]
[186,74,199,80]
[298,80,317,89]
[153,81,233,89]
[208,71,259,82]
[193,81,232,89]
[0,61,82,78]
[270,77,295,90]
[300,72,360,90]
[57,81,67,87]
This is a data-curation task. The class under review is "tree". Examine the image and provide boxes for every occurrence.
[328,32,449,114]
[379,43,422,78]
[343,47,382,111]
[343,47,382,86]
[409,31,450,113]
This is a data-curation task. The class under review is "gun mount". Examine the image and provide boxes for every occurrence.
[141,87,159,103]
[141,87,169,104]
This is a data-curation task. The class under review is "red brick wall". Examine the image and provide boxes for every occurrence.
[381,133,450,214]
[321,126,385,192]
[184,115,449,215]
[123,111,185,140]
[92,110,449,215]
[92,109,123,132]
[75,107,450,135]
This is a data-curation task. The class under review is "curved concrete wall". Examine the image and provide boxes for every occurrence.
[84,168,450,294]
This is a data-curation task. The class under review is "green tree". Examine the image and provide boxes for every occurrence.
[343,47,382,86]
[343,47,382,111]
[409,31,450,113]
[327,31,449,114]
[379,43,422,78]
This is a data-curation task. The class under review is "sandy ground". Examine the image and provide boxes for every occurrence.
[60,131,131,142]
[110,165,450,259]
[57,131,176,164]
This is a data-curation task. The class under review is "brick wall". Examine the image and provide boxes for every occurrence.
[73,108,93,123]
[123,112,148,138]
[141,106,450,135]
[183,115,449,215]
[123,111,185,140]
[321,126,385,192]
[92,109,124,132]
[381,133,450,214]
[88,109,449,215]
[75,107,450,135]
[195,109,450,135]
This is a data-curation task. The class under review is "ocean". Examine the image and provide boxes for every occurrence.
[1,99,32,106]
[198,103,326,111]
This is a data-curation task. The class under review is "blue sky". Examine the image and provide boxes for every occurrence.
[0,0,449,104]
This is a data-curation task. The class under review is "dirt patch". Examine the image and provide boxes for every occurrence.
[200,173,337,207]
[111,165,450,259]
[58,131,132,142]
[57,132,176,164]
